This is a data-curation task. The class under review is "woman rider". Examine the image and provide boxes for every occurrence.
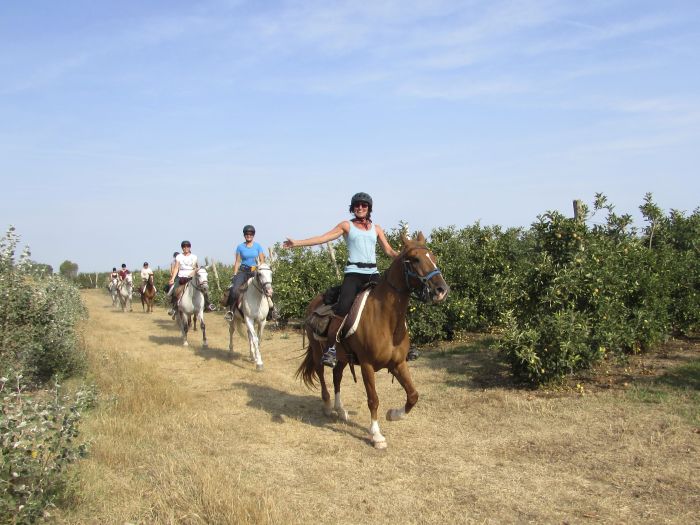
[224,225,267,320]
[283,192,398,367]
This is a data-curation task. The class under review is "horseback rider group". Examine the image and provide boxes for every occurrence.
[114,191,419,363]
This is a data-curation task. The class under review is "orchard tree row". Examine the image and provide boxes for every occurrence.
[77,193,699,384]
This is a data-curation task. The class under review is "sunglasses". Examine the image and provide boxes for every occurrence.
[244,232,255,236]
[354,202,369,208]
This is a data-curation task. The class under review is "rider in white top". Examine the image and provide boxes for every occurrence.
[140,262,155,294]
[167,240,215,315]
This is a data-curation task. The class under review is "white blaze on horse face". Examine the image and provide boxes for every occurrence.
[425,252,438,270]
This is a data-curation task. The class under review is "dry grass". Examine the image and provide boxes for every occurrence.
[56,290,700,524]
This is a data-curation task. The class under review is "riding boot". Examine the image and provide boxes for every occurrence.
[167,284,177,316]
[322,314,345,368]
[266,298,280,321]
[224,289,236,321]
[200,291,215,311]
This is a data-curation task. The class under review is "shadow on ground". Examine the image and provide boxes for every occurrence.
[420,336,516,390]
[233,381,369,441]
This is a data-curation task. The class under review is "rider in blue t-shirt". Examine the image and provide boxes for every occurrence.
[225,225,278,320]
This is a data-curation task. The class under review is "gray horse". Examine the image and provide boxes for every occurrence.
[175,267,209,347]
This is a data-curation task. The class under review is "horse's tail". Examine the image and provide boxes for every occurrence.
[295,339,318,389]
[295,294,325,389]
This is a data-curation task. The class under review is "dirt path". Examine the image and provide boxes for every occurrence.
[65,290,699,524]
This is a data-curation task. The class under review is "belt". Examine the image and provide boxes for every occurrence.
[347,262,377,268]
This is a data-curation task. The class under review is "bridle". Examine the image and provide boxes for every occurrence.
[252,265,273,295]
[191,269,209,293]
[388,247,444,302]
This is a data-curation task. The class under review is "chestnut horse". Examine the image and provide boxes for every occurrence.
[296,232,449,449]
[141,274,156,313]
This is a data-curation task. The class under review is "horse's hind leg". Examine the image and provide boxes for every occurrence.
[312,340,332,416]
[360,363,387,449]
[332,362,349,422]
[386,360,418,421]
[228,319,235,352]
[200,314,207,348]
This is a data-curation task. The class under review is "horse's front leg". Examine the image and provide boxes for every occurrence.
[360,362,386,449]
[244,316,262,370]
[332,361,349,422]
[179,313,189,346]
[387,360,418,421]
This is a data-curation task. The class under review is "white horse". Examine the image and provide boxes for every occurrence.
[175,267,209,348]
[227,263,273,370]
[117,274,133,312]
[108,277,119,307]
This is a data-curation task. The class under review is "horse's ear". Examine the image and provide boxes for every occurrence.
[416,231,426,244]
[400,231,410,246]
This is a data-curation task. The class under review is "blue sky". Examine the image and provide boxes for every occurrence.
[1,0,699,272]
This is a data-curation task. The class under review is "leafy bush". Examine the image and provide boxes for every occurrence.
[1,376,94,523]
[0,226,91,524]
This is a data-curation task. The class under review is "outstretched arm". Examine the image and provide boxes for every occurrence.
[283,222,348,249]
[376,225,399,258]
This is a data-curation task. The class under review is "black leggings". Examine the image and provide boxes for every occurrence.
[334,272,380,316]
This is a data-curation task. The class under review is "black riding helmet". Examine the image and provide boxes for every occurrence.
[243,225,256,235]
[349,192,373,214]
[181,240,191,248]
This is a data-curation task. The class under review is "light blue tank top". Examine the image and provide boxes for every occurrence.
[345,222,378,275]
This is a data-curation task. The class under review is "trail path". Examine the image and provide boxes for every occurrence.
[74,289,699,524]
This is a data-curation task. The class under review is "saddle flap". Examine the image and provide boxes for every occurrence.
[341,288,372,339]
[305,304,335,338]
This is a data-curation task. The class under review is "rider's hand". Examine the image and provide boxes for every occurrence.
[282,238,295,249]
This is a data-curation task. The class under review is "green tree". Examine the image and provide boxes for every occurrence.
[59,260,79,279]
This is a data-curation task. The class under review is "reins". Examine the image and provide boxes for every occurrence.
[385,247,443,302]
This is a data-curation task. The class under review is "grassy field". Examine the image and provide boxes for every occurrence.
[56,290,699,524]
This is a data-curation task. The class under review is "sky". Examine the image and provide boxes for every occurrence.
[1,0,699,273]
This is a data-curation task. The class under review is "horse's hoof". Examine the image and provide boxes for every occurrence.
[255,363,264,371]
[202,341,208,348]
[183,341,189,347]
[371,435,387,450]
[386,408,405,421]
[338,409,349,422]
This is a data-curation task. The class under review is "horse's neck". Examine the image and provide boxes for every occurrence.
[372,261,410,321]
[180,283,202,312]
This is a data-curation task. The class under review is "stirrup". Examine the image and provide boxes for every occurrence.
[224,310,234,322]
[321,346,337,368]
[167,308,175,316]
[407,347,420,361]
[206,304,217,312]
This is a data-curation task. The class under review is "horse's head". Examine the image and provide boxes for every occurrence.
[255,263,273,298]
[194,267,209,292]
[397,231,449,304]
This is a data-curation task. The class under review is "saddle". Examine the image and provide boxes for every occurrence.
[221,279,252,313]
[306,283,376,341]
